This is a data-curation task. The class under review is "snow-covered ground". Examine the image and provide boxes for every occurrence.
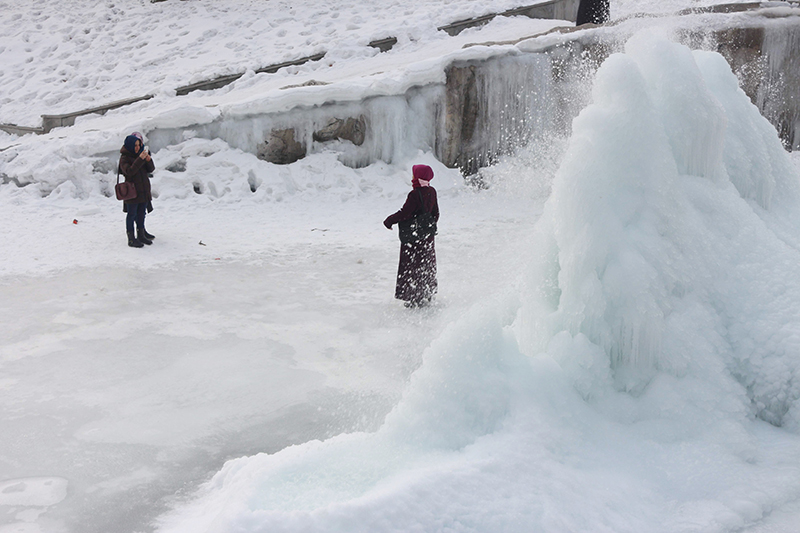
[0,0,564,127]
[3,1,800,533]
[2,165,552,533]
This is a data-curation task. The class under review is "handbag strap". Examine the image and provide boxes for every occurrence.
[116,166,121,185]
[416,188,430,215]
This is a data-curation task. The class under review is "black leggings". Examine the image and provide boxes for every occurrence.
[125,202,147,234]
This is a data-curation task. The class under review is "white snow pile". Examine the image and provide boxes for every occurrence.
[154,33,800,533]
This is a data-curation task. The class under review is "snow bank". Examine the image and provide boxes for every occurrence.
[155,33,800,533]
[0,133,465,208]
[0,0,537,126]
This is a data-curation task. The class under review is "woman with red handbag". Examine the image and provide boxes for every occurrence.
[118,132,156,248]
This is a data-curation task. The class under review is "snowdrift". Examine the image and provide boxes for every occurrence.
[156,33,800,533]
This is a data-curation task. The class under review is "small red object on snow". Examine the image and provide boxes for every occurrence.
[73,219,78,224]
[215,258,221,260]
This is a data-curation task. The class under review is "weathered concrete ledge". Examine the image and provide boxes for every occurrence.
[679,1,779,15]
[175,53,328,96]
[0,124,44,136]
[439,0,579,35]
[369,37,399,53]
[40,95,155,132]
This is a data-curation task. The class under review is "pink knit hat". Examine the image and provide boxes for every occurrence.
[412,164,434,188]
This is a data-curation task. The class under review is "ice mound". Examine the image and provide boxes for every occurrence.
[156,34,800,533]
[524,32,800,428]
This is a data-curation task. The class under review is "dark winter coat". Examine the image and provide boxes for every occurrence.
[384,186,440,303]
[119,146,155,210]
[384,186,439,228]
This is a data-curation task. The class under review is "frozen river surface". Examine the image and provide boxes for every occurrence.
[0,184,537,533]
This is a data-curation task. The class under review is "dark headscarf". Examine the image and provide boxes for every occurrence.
[123,134,142,155]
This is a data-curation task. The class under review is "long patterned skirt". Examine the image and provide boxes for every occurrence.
[395,236,437,304]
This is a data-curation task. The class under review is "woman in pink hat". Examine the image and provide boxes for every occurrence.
[383,164,440,307]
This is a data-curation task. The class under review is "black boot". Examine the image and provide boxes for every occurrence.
[128,231,144,248]
[142,228,155,240]
[137,228,153,245]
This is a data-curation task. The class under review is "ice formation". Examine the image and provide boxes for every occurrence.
[525,32,800,425]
